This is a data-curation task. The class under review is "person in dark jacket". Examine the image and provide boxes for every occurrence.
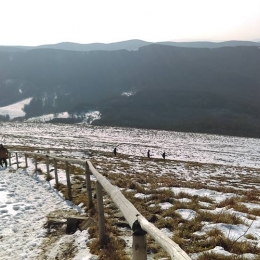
[0,144,9,167]
[147,150,150,158]
[162,152,166,159]
[113,147,117,156]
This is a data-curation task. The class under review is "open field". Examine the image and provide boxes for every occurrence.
[2,122,260,259]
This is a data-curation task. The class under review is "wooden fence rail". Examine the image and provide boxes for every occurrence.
[9,150,191,260]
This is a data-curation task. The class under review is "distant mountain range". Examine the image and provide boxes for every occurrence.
[1,40,260,138]
[1,39,260,52]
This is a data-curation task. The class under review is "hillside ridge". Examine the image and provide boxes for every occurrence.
[1,43,260,137]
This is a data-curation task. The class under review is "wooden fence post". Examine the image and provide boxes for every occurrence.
[8,152,11,167]
[46,155,50,176]
[15,152,19,169]
[85,162,93,208]
[133,232,147,260]
[54,159,59,188]
[25,154,28,168]
[65,161,72,200]
[96,181,106,246]
[34,155,37,171]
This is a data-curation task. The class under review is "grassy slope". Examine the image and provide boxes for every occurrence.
[28,148,260,260]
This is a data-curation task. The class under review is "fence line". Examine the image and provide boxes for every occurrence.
[9,150,191,260]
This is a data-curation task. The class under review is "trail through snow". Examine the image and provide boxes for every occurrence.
[0,166,95,260]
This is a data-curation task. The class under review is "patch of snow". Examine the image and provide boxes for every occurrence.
[160,227,173,238]
[0,97,32,119]
[207,246,233,256]
[82,111,101,124]
[174,198,192,203]
[134,193,152,199]
[27,112,70,122]
[199,201,213,208]
[122,91,135,97]
[176,209,197,220]
[26,110,101,124]
[201,222,257,242]
[172,187,237,203]
[159,202,173,210]
[242,202,260,210]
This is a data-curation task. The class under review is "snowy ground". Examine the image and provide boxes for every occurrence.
[1,122,260,168]
[0,98,32,119]
[1,122,260,259]
[0,98,100,123]
[0,163,97,260]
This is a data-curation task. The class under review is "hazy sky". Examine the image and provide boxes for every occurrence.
[1,0,260,46]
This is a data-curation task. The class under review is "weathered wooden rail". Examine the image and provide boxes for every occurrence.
[9,150,191,260]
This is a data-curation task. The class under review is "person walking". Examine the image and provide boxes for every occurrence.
[0,144,9,167]
[162,152,166,159]
[113,147,117,156]
[147,150,150,158]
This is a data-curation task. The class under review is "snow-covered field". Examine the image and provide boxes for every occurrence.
[0,98,100,123]
[0,98,32,119]
[1,122,260,259]
[1,122,260,168]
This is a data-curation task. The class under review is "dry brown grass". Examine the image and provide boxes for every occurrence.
[176,218,203,240]
[198,210,245,225]
[45,172,54,181]
[243,189,260,202]
[54,179,130,259]
[88,235,130,260]
[217,197,239,208]
[24,148,260,259]
[55,183,70,200]
[197,252,247,260]
[245,234,258,240]
[86,200,131,260]
[146,235,169,259]
[212,235,260,255]
[249,208,260,216]
[72,193,89,208]
[199,196,214,204]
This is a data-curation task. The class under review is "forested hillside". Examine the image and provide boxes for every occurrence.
[1,43,260,137]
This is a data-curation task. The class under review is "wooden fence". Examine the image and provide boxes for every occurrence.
[9,150,191,260]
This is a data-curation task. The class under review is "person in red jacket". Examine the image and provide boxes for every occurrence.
[0,144,9,167]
